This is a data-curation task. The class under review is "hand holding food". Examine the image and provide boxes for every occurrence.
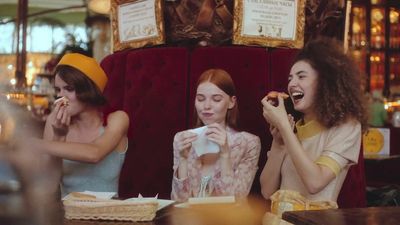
[261,91,290,129]
[54,96,69,106]
[264,91,289,107]
[51,97,71,137]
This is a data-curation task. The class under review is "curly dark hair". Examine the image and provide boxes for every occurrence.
[293,37,368,132]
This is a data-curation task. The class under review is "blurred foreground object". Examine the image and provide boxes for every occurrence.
[0,102,16,144]
[0,97,63,225]
[270,190,338,218]
[170,196,266,225]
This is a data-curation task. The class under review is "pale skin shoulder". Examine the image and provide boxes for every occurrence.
[35,110,129,163]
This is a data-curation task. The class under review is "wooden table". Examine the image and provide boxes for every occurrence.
[62,201,269,225]
[0,195,270,225]
[282,207,400,225]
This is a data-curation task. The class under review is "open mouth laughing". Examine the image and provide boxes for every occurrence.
[291,91,304,101]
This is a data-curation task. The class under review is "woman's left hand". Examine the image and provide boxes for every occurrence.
[205,123,229,154]
[261,95,289,129]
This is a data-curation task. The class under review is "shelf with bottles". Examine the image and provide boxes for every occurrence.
[370,51,385,90]
[389,7,400,49]
[349,0,400,96]
[390,54,400,93]
[370,6,386,50]
[351,50,367,74]
[350,5,367,50]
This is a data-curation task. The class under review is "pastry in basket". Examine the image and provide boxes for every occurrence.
[63,193,159,221]
[69,192,97,200]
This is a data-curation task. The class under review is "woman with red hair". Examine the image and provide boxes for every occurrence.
[171,68,261,202]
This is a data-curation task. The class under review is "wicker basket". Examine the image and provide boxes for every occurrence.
[63,198,159,221]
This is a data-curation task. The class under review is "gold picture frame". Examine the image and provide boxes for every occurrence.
[233,0,306,49]
[111,0,165,51]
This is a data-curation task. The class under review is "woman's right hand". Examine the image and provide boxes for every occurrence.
[270,114,295,145]
[173,131,197,159]
[50,99,71,137]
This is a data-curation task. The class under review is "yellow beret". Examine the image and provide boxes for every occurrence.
[57,53,108,92]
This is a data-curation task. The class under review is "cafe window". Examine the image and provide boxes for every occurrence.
[0,23,88,54]
[29,24,88,53]
[0,23,15,53]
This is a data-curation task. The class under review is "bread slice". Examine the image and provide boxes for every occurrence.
[69,192,97,200]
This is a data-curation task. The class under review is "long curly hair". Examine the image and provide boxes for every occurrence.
[293,37,368,132]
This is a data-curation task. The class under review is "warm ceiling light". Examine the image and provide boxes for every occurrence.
[88,0,111,14]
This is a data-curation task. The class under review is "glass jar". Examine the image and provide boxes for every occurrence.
[392,111,400,127]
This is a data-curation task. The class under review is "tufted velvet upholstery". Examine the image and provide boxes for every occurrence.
[101,50,129,118]
[102,48,188,199]
[100,46,366,207]
[337,147,367,208]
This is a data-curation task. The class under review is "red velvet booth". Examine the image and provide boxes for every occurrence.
[100,46,366,208]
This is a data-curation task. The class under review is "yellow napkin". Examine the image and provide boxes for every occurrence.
[270,190,338,217]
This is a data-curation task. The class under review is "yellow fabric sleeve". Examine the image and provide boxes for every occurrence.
[315,156,341,177]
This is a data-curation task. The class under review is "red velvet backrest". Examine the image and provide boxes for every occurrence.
[101,50,130,118]
[337,146,367,208]
[101,46,367,204]
[268,48,299,92]
[102,47,189,199]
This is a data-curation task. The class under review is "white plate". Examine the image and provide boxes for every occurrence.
[174,202,189,208]
[174,196,236,208]
[125,198,175,211]
[157,199,175,210]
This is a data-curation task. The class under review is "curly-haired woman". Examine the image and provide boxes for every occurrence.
[259,37,368,203]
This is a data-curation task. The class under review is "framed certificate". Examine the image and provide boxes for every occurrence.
[233,0,306,49]
[111,0,165,51]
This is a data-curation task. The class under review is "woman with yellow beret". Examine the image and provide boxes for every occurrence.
[21,53,129,197]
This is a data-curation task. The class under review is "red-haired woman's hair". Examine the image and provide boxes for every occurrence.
[193,69,239,130]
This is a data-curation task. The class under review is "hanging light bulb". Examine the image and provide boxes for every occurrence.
[88,0,111,15]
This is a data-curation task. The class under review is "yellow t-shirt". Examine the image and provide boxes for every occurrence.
[279,119,361,202]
